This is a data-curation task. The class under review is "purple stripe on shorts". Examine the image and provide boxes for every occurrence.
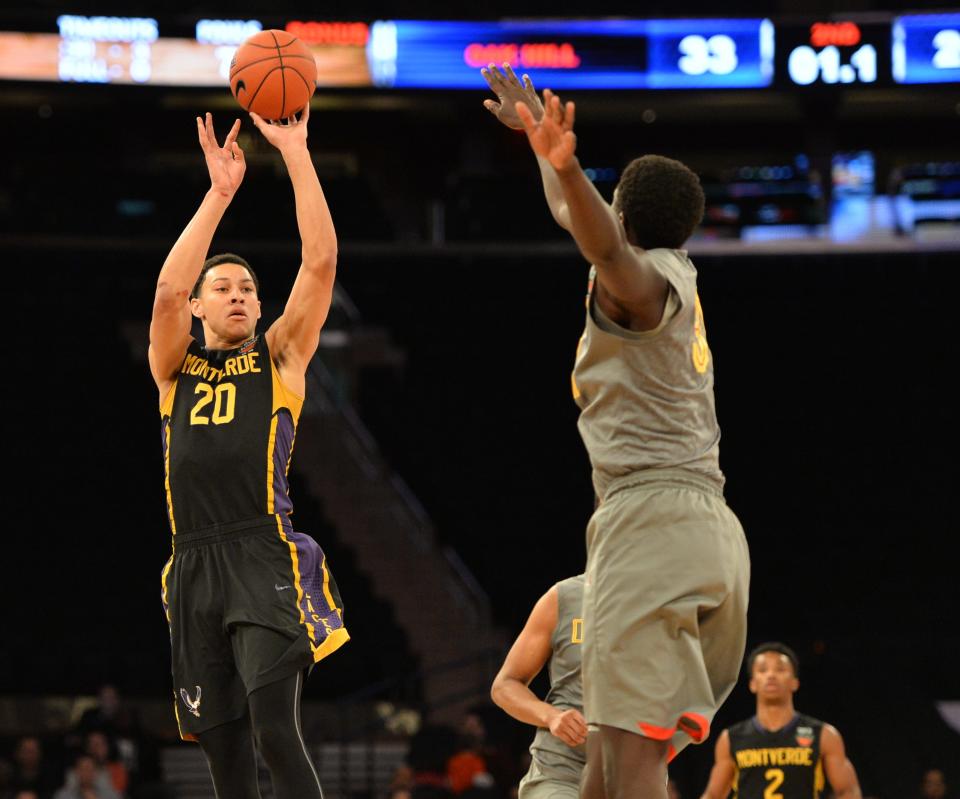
[272,410,296,517]
[286,531,344,640]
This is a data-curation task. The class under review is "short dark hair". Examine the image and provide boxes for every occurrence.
[613,155,705,249]
[191,253,260,299]
[747,642,800,677]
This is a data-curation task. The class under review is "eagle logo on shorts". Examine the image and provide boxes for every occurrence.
[796,726,814,747]
[180,686,202,718]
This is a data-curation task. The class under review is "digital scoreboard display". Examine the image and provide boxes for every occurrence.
[776,20,892,86]
[368,18,774,89]
[0,15,373,86]
[893,13,960,84]
[0,13,958,89]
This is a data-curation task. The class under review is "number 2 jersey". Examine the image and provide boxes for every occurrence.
[727,714,826,799]
[160,334,302,536]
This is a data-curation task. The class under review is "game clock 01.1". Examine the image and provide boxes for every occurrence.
[776,20,892,87]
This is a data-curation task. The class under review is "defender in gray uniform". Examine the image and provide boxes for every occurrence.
[482,66,750,799]
[491,576,586,799]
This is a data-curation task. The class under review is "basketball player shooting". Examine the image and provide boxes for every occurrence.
[482,63,750,799]
[150,107,348,799]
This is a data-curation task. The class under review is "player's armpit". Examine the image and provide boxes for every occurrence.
[593,250,671,332]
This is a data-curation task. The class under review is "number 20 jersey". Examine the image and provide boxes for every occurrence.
[728,714,825,799]
[160,335,302,535]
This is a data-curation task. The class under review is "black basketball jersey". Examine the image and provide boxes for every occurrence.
[728,715,825,799]
[160,335,303,535]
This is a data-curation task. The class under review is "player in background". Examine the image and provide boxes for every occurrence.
[492,576,586,799]
[701,643,861,799]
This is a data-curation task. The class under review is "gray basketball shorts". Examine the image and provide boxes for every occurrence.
[582,468,750,760]
[518,747,584,799]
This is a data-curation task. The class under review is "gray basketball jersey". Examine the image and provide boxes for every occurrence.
[530,574,586,764]
[571,249,723,498]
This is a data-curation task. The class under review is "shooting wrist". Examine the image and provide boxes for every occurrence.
[206,186,235,203]
[280,144,312,165]
[553,156,581,178]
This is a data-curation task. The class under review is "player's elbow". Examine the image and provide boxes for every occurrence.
[490,673,515,710]
[154,282,190,313]
[302,245,337,275]
[490,677,505,708]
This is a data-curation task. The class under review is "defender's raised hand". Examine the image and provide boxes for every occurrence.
[516,89,577,172]
[197,112,245,197]
[249,104,310,154]
[481,62,544,130]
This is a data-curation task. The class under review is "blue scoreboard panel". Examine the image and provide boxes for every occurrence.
[893,13,960,84]
[366,18,774,89]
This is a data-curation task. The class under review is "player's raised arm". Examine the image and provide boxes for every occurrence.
[514,89,669,329]
[700,730,736,799]
[820,725,862,799]
[149,114,245,393]
[481,64,571,231]
[251,105,337,381]
[491,586,587,748]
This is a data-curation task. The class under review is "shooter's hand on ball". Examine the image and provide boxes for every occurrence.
[516,89,577,173]
[481,62,544,130]
[249,104,310,154]
[196,112,245,197]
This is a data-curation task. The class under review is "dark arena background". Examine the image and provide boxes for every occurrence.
[1,0,958,798]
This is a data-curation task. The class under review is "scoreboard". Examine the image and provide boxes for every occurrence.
[366,18,774,89]
[893,13,960,84]
[0,12,957,89]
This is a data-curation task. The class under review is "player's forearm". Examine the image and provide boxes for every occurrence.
[830,775,862,799]
[491,677,558,729]
[699,777,733,799]
[157,189,232,297]
[536,156,570,228]
[282,146,337,275]
[554,158,629,264]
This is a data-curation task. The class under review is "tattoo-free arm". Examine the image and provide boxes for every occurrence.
[516,93,668,329]
[149,114,245,390]
[254,106,337,373]
[821,725,861,799]
[481,64,571,230]
[490,586,587,748]
[700,731,736,799]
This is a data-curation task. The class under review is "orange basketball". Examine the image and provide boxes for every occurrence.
[229,30,317,121]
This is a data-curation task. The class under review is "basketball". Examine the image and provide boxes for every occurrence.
[229,30,317,121]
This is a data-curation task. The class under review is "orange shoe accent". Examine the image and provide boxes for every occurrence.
[678,712,710,742]
[666,743,678,764]
[638,721,677,740]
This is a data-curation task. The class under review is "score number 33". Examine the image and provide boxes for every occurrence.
[679,34,738,76]
[190,383,236,425]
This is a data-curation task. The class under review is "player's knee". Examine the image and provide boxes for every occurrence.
[252,715,301,767]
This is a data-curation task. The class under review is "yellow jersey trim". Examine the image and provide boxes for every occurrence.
[312,626,350,663]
